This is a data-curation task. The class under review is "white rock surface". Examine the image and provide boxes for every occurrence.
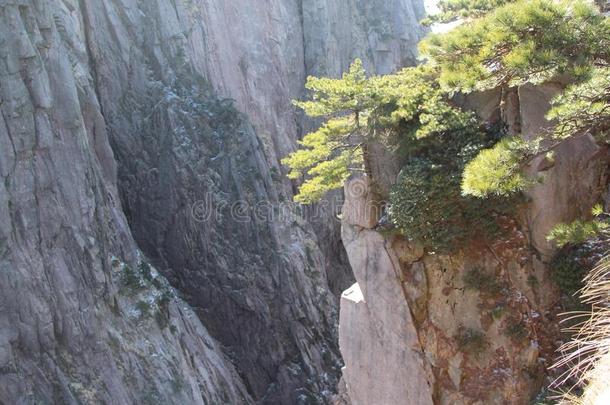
[339,178,434,405]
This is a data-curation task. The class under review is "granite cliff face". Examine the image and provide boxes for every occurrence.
[0,0,426,404]
[0,1,251,403]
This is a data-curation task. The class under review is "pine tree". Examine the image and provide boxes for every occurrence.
[419,0,610,198]
[424,0,514,24]
[281,59,370,204]
[283,0,609,250]
[283,62,481,204]
[284,61,511,250]
[420,0,609,92]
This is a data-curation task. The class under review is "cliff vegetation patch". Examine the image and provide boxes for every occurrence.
[283,0,609,256]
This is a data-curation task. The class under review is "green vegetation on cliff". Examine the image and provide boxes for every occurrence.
[423,0,515,24]
[283,0,609,251]
[547,204,609,248]
[284,60,513,249]
[283,61,485,204]
[421,0,609,91]
[422,0,610,199]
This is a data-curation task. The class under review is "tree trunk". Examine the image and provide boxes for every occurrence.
[500,86,522,136]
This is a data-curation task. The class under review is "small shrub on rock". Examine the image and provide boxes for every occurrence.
[455,327,487,356]
[463,267,502,295]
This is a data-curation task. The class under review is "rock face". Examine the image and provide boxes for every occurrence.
[338,86,609,404]
[0,1,250,403]
[302,0,426,77]
[340,178,433,405]
[0,0,427,404]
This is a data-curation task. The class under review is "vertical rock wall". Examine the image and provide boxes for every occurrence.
[0,1,251,403]
[340,180,434,405]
